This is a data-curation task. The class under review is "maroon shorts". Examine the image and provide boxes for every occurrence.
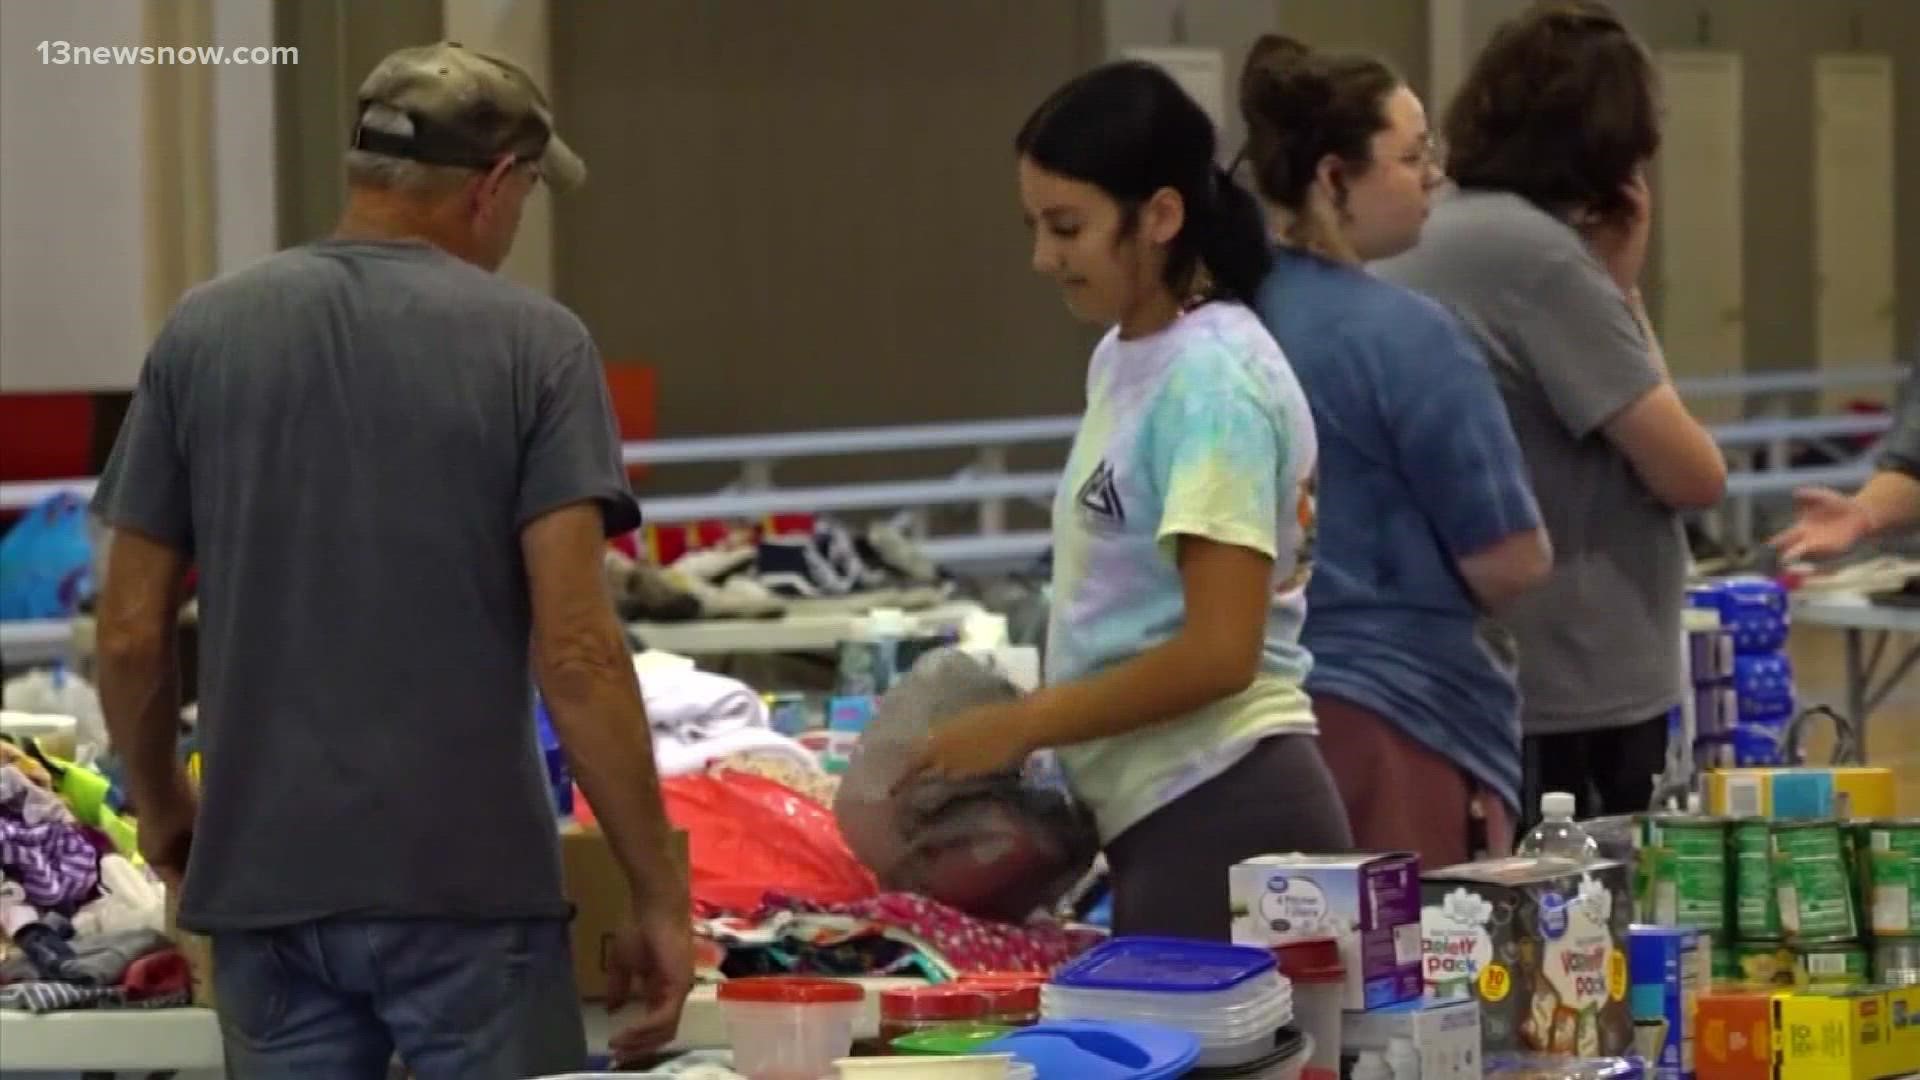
[1315,694,1512,869]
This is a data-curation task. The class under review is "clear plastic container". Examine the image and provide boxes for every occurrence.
[834,1054,1016,1078]
[719,976,867,1080]
[1517,792,1601,861]
[1273,938,1342,1080]
[1188,1032,1313,1079]
[1043,937,1292,1068]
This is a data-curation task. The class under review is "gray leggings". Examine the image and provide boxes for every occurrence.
[1105,734,1353,940]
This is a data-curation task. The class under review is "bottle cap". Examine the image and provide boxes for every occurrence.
[1541,791,1576,820]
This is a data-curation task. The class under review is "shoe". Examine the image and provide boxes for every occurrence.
[858,523,945,585]
[810,521,891,592]
[755,534,856,599]
[605,550,703,622]
[663,567,786,619]
[670,543,757,585]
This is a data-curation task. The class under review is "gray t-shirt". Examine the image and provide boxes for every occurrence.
[1373,190,1685,735]
[93,239,641,932]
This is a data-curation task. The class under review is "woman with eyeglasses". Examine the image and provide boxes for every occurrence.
[1238,35,1553,866]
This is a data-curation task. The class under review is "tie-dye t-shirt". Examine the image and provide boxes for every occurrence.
[1046,299,1320,843]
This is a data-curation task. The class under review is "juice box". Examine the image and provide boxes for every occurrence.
[1231,852,1422,1010]
[1774,987,1892,1080]
[1706,768,1896,821]
[1420,856,1634,1056]
[1696,988,1777,1080]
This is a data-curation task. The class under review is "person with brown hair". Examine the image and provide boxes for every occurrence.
[1374,0,1727,827]
[1238,35,1552,866]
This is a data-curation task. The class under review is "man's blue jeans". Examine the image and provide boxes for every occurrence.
[210,917,586,1079]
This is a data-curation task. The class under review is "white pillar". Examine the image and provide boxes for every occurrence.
[0,1,151,390]
[443,0,554,295]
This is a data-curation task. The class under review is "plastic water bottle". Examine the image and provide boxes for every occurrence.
[1517,792,1601,861]
[1387,1036,1421,1080]
[1352,1050,1393,1080]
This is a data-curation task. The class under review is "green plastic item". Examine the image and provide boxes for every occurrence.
[890,1025,1016,1056]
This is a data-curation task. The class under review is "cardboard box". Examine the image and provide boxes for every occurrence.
[1704,768,1895,821]
[1696,987,1777,1080]
[1343,997,1483,1080]
[1884,983,1920,1078]
[1420,856,1634,1057]
[561,823,690,1001]
[1630,925,1709,1080]
[1774,986,1892,1080]
[1230,852,1423,1010]
[161,824,685,1007]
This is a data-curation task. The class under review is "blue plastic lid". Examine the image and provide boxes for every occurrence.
[981,1019,1200,1080]
[1050,936,1275,994]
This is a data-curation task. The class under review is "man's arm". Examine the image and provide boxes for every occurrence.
[95,527,195,881]
[521,501,680,911]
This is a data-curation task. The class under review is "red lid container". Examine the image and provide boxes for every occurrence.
[1273,938,1344,985]
[879,986,992,1021]
[959,982,1041,1014]
[718,976,866,1004]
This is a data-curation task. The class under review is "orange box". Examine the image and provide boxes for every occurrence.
[1698,987,1777,1080]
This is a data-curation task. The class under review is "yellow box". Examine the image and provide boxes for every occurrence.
[1705,768,1895,821]
[1886,983,1920,1077]
[1774,987,1893,1080]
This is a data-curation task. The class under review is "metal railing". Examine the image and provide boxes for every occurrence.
[0,363,1908,566]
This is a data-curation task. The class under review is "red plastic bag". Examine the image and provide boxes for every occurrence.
[661,772,878,913]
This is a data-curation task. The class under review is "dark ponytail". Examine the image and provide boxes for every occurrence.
[1016,60,1271,306]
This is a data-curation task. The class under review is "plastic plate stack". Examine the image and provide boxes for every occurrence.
[1039,937,1293,1069]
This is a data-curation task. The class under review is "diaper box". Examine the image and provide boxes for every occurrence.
[1343,997,1483,1080]
[1230,852,1423,1010]
[1421,856,1634,1057]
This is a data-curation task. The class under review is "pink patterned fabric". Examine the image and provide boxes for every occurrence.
[759,890,1103,975]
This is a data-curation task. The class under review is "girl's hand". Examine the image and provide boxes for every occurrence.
[896,702,1038,790]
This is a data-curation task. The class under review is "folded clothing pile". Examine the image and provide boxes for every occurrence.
[0,744,184,1014]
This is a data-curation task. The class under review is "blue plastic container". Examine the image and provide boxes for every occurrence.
[533,698,573,817]
[1050,937,1275,994]
[981,1019,1201,1080]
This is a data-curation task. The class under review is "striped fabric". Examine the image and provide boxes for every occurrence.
[0,980,190,1014]
[0,816,100,908]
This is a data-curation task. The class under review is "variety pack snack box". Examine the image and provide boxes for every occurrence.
[1420,856,1636,1057]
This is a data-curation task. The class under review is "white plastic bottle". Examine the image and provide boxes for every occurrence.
[1517,791,1602,861]
[1387,1035,1421,1080]
[1352,1050,1393,1080]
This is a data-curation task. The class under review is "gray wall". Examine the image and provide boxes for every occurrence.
[269,0,1917,467]
[273,0,443,246]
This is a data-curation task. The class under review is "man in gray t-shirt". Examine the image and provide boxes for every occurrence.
[91,43,689,1076]
[1375,185,1726,820]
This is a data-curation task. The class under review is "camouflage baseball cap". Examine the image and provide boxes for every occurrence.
[351,41,585,192]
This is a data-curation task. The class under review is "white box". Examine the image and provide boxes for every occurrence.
[1230,853,1423,1011]
[1344,997,1483,1080]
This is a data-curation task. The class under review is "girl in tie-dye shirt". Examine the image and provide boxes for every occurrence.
[907,60,1353,939]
